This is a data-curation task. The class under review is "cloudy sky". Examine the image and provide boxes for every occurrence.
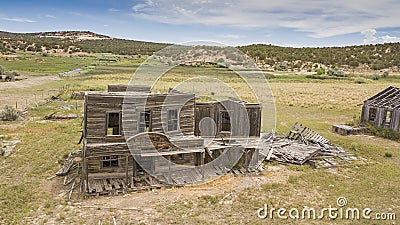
[1,0,399,47]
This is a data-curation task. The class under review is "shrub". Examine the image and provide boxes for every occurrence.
[0,105,19,121]
[5,73,14,82]
[274,64,287,71]
[349,142,359,152]
[200,195,219,204]
[0,65,5,75]
[315,68,325,75]
[371,75,380,80]
[382,71,389,78]
[327,69,345,77]
[11,71,20,76]
[384,152,393,158]
[355,78,366,84]
[365,123,400,142]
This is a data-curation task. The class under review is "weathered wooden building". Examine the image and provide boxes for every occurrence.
[194,99,262,137]
[361,86,400,132]
[82,85,262,195]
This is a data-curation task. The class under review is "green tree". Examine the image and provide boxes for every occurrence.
[348,60,359,74]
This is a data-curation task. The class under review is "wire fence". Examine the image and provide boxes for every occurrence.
[1,84,71,111]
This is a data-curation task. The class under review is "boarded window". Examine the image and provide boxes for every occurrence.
[139,110,152,132]
[368,108,377,122]
[167,109,178,131]
[221,111,231,131]
[107,112,121,136]
[385,111,392,124]
[102,155,118,168]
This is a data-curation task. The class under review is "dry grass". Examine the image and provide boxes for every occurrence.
[0,61,399,224]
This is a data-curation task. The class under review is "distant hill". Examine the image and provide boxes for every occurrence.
[0,31,111,40]
[1,30,399,73]
[238,43,400,73]
[0,31,169,55]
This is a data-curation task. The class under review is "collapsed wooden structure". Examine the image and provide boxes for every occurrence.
[258,123,365,169]
[81,85,262,195]
[361,86,400,132]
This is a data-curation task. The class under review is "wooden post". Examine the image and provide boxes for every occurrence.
[15,101,17,109]
[244,149,248,172]
[168,155,172,183]
[125,156,129,188]
[82,145,89,193]
[133,156,137,177]
[201,151,205,181]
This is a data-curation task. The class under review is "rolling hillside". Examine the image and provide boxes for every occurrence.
[0,31,169,55]
[1,30,400,73]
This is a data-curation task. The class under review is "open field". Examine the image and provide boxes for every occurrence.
[0,56,399,224]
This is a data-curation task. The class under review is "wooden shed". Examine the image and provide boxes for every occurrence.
[361,86,400,132]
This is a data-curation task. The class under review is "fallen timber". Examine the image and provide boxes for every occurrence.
[259,123,367,168]
[58,122,367,197]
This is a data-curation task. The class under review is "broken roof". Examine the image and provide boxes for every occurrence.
[364,86,400,110]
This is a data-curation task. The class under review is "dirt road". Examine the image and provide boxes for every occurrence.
[0,75,60,90]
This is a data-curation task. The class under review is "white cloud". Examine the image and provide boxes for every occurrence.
[130,0,400,38]
[361,29,378,44]
[360,29,400,44]
[108,8,120,12]
[1,17,36,23]
[133,0,154,12]
[218,34,245,39]
[45,14,56,19]
[381,35,400,43]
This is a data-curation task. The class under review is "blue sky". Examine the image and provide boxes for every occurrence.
[0,0,400,47]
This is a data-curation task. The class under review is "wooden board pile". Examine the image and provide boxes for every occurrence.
[332,124,365,135]
[0,139,20,157]
[259,123,365,168]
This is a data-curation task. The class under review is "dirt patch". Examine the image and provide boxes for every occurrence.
[0,76,62,109]
[30,165,300,224]
[0,75,60,90]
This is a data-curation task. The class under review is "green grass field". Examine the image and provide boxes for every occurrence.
[0,54,398,224]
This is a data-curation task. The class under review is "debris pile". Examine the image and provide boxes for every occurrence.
[259,123,366,168]
[45,95,65,104]
[0,139,20,157]
[44,112,80,120]
[56,150,81,177]
[56,150,82,199]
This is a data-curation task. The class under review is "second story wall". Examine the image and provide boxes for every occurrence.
[84,92,196,144]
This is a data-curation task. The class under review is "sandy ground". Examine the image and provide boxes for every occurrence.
[31,166,299,224]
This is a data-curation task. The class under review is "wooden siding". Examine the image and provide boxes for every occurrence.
[361,86,400,133]
[84,92,196,144]
[107,84,151,93]
[362,100,400,132]
[82,91,261,187]
[194,100,261,137]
